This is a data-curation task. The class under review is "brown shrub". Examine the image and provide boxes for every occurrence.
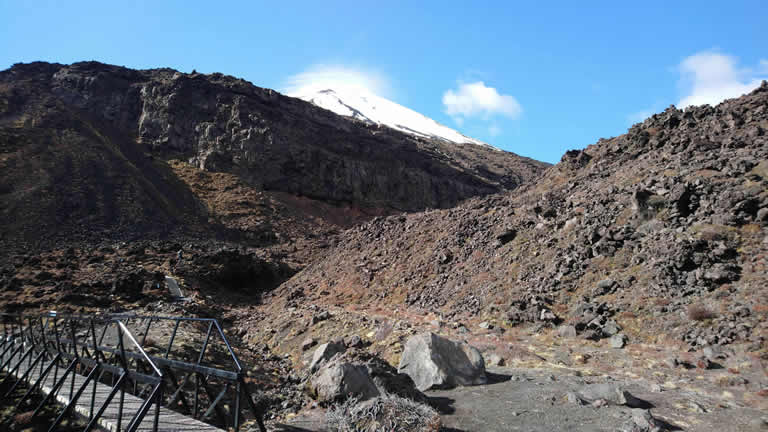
[687,304,717,321]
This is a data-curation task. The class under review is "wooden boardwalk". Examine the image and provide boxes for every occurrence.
[1,344,224,432]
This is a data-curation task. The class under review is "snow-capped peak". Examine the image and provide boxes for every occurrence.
[289,86,494,148]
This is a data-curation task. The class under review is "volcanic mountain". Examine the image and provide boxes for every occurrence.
[0,61,547,256]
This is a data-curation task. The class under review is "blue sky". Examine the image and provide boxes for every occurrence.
[1,1,766,163]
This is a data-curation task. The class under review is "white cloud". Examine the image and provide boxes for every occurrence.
[283,64,391,98]
[442,81,522,121]
[678,52,766,108]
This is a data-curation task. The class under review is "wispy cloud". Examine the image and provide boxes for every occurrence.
[442,81,522,121]
[678,51,766,108]
[283,64,391,98]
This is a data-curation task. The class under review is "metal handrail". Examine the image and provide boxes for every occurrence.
[4,313,244,372]
[0,312,265,432]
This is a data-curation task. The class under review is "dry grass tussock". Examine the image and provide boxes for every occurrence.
[326,394,440,432]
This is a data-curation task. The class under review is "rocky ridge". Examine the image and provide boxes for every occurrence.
[274,82,768,352]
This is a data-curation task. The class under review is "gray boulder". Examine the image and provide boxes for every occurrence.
[309,340,347,372]
[308,358,380,403]
[398,332,487,391]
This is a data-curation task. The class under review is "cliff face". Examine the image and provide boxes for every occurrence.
[0,61,547,251]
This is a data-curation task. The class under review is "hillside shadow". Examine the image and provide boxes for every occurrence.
[428,396,456,414]
[655,417,684,431]
[486,371,513,384]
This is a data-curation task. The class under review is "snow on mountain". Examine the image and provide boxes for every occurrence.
[289,87,494,148]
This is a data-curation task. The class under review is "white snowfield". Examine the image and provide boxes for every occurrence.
[291,87,495,149]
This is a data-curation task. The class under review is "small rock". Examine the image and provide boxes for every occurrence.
[594,279,616,296]
[664,357,680,369]
[557,324,577,338]
[610,333,627,349]
[553,350,572,366]
[702,345,726,360]
[649,383,663,393]
[756,207,768,223]
[689,400,708,413]
[311,311,331,325]
[696,356,713,370]
[540,308,558,321]
[565,391,586,405]
[603,320,622,336]
[747,417,768,430]
[300,337,317,351]
[579,383,643,407]
[630,408,665,431]
[597,279,615,289]
[345,335,363,348]
[478,321,493,330]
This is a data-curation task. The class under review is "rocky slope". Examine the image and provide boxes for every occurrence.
[273,82,768,353]
[0,61,546,256]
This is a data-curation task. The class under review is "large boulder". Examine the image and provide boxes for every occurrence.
[308,357,380,403]
[398,332,487,391]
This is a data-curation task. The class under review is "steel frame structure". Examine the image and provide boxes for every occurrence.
[0,312,266,432]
